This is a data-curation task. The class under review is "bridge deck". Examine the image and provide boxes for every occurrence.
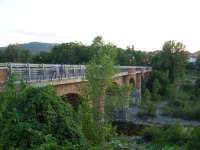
[0,63,152,84]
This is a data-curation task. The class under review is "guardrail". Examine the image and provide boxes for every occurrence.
[0,63,152,83]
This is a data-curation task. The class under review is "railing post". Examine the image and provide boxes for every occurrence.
[9,63,13,75]
[42,64,45,80]
[27,63,31,82]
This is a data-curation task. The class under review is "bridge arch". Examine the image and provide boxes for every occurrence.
[106,82,120,96]
[129,78,135,87]
[62,93,82,109]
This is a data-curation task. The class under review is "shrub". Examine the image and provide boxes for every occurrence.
[163,124,187,146]
[138,101,156,117]
[187,128,200,150]
[142,127,162,142]
[142,88,151,104]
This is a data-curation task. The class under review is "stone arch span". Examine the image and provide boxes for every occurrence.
[129,78,136,87]
[62,93,82,109]
[106,82,120,96]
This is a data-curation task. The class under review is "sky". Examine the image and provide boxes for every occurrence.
[0,0,200,52]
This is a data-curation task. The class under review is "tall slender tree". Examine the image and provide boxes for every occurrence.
[86,44,117,121]
[162,40,187,83]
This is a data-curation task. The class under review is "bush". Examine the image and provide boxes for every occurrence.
[187,128,200,150]
[138,101,156,117]
[0,85,118,149]
[163,124,187,146]
[0,86,91,149]
[142,127,162,142]
[142,89,151,103]
[143,125,189,148]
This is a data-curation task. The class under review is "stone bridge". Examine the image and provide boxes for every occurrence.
[0,63,152,104]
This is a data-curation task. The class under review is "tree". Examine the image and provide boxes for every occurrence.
[195,79,200,96]
[91,36,104,47]
[152,79,161,101]
[4,44,30,63]
[187,128,200,150]
[0,50,4,62]
[0,85,91,149]
[142,88,151,103]
[50,42,90,64]
[86,44,117,121]
[162,40,187,83]
[196,54,200,71]
[32,51,51,63]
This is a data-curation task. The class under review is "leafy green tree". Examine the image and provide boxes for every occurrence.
[163,124,187,146]
[0,85,91,149]
[142,88,151,103]
[4,44,30,63]
[150,70,170,97]
[142,126,162,142]
[187,128,200,150]
[0,50,4,62]
[32,51,51,63]
[86,44,117,121]
[196,54,200,70]
[91,36,104,47]
[195,79,200,96]
[105,84,132,120]
[169,83,178,101]
[51,42,90,64]
[162,40,187,83]
[152,79,161,101]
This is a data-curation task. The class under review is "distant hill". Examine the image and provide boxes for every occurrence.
[193,51,200,57]
[20,42,56,53]
[0,42,57,54]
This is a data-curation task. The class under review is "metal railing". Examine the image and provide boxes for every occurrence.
[0,63,152,83]
[0,63,86,83]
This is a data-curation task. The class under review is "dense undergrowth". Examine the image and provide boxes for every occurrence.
[142,124,200,150]
[0,83,120,150]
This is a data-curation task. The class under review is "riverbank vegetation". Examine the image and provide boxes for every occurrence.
[142,124,200,150]
[0,41,132,149]
[0,37,200,149]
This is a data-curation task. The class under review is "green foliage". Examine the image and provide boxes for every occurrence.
[163,97,200,121]
[195,79,200,96]
[163,124,187,145]
[105,84,132,120]
[0,36,153,67]
[139,89,156,117]
[169,84,178,101]
[32,51,52,63]
[142,127,162,142]
[91,36,104,47]
[187,128,200,150]
[86,44,117,120]
[151,79,161,101]
[77,102,117,149]
[142,124,193,149]
[151,40,187,84]
[138,102,156,117]
[4,44,31,63]
[148,70,170,98]
[142,89,151,103]
[162,40,187,83]
[0,50,5,62]
[196,54,200,69]
[0,83,121,149]
[50,42,91,64]
[0,85,91,149]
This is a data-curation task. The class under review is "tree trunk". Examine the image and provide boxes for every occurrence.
[98,88,106,121]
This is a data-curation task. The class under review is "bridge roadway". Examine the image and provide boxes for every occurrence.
[0,63,152,103]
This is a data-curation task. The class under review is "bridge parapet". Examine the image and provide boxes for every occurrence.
[0,63,86,83]
[0,63,152,85]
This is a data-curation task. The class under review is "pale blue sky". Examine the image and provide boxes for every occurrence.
[0,0,200,52]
